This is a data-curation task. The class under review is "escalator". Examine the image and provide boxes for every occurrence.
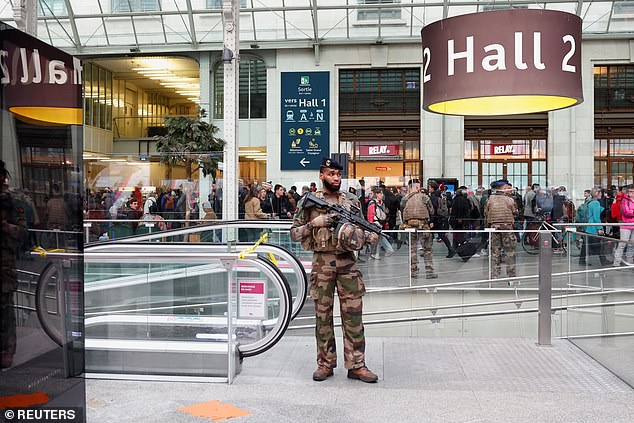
[31,237,307,381]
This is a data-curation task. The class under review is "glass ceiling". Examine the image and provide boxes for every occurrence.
[0,0,631,55]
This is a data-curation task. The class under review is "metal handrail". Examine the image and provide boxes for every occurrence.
[291,287,634,322]
[288,299,634,330]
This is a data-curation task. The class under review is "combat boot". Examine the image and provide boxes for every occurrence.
[312,365,334,381]
[426,273,438,279]
[347,366,378,383]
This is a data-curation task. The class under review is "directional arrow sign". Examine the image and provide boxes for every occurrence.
[281,72,330,170]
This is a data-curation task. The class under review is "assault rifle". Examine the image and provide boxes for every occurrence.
[301,192,389,240]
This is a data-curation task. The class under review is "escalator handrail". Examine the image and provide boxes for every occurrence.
[83,247,292,358]
[85,241,308,321]
[85,219,293,245]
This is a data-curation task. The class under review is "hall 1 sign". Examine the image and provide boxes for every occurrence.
[281,71,330,170]
[421,9,583,116]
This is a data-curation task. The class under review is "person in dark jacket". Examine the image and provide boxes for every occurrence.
[428,181,456,258]
[450,187,471,248]
[271,184,293,219]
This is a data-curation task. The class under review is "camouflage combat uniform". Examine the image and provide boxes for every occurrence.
[290,190,369,370]
[1,189,24,368]
[484,192,518,279]
[400,191,435,278]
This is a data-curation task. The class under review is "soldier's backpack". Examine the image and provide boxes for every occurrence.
[437,194,449,217]
[402,192,430,222]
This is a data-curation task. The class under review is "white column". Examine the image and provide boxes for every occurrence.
[222,0,240,221]
[199,52,213,209]
[421,112,463,183]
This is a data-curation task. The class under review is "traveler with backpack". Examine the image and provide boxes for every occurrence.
[579,188,610,267]
[613,185,634,266]
[367,188,394,260]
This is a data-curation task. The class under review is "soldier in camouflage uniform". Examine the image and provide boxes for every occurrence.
[400,179,437,279]
[1,161,24,368]
[484,180,519,280]
[291,158,379,383]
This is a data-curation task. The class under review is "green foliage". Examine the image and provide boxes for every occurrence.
[154,114,225,180]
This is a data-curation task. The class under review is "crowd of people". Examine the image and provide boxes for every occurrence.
[82,178,634,273]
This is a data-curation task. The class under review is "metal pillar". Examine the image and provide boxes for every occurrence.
[13,0,37,36]
[222,0,240,222]
[537,231,553,346]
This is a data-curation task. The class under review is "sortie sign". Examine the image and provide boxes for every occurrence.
[421,10,583,116]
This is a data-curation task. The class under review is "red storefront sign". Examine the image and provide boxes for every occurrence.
[486,143,527,156]
[359,144,400,157]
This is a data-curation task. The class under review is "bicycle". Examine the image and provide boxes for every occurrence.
[521,214,567,255]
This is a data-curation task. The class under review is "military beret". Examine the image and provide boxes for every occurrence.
[320,157,343,170]
[408,178,421,185]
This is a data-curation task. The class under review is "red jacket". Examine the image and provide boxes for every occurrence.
[620,194,634,230]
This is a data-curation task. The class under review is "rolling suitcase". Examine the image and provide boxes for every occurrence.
[456,241,477,262]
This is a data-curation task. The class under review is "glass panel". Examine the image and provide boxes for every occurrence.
[611,161,634,186]
[250,59,267,118]
[339,69,419,114]
[531,139,546,159]
[1,21,84,410]
[594,65,634,111]
[568,231,634,386]
[464,160,478,189]
[531,160,547,187]
[91,66,99,128]
[481,162,503,187]
[84,62,93,126]
[105,69,113,131]
[99,66,107,129]
[594,160,608,187]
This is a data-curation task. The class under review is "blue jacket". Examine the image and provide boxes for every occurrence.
[586,199,604,235]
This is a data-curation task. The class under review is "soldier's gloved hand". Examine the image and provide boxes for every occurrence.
[364,231,379,247]
[311,213,335,228]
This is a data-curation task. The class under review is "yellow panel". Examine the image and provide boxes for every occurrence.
[9,106,82,125]
[428,95,578,116]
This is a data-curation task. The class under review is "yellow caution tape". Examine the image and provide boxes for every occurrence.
[32,246,65,257]
[238,232,269,260]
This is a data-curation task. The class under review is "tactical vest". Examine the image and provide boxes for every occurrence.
[486,194,516,225]
[402,192,430,222]
[300,190,353,253]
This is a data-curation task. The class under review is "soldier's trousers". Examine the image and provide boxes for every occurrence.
[410,228,434,276]
[490,224,517,278]
[310,251,366,370]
